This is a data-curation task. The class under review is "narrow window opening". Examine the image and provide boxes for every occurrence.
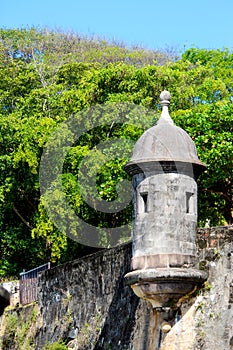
[141,192,148,213]
[186,192,194,213]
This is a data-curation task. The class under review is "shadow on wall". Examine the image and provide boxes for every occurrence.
[93,275,139,349]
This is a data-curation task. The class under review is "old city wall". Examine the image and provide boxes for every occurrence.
[1,226,233,349]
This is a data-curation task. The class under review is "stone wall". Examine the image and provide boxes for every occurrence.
[161,225,233,350]
[1,226,233,349]
[36,243,141,349]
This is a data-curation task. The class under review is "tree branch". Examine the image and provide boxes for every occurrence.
[18,188,37,211]
[202,188,232,205]
[12,204,33,229]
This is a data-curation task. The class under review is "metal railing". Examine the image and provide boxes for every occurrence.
[19,263,50,305]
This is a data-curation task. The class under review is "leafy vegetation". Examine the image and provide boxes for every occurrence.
[42,341,67,350]
[1,306,38,349]
[0,28,232,277]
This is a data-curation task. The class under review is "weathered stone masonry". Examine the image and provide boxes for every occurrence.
[32,225,233,350]
[124,90,207,315]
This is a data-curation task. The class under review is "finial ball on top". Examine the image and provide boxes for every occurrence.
[160,90,171,104]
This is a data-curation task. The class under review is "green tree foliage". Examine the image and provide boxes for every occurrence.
[0,28,232,277]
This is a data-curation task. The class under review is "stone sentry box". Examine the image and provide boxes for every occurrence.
[124,91,207,309]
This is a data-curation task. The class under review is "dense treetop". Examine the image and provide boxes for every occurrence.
[0,28,232,277]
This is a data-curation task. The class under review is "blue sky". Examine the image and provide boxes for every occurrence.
[1,0,232,52]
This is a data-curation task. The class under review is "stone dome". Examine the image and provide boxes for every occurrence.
[125,91,206,175]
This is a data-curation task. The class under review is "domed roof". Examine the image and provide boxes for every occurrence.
[125,91,206,175]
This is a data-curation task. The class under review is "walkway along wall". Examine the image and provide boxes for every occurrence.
[1,226,233,349]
